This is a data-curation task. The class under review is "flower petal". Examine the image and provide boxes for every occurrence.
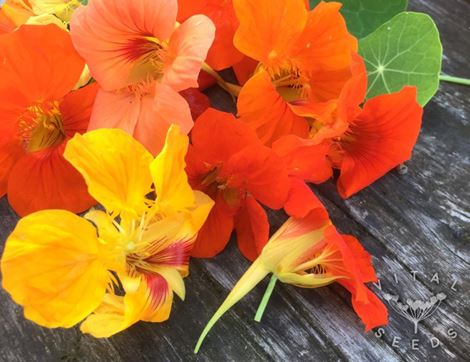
[179,88,210,120]
[162,14,215,91]
[88,88,141,136]
[284,177,325,218]
[234,196,269,261]
[135,83,193,155]
[189,108,260,164]
[81,274,173,338]
[150,124,195,212]
[341,235,377,283]
[7,143,95,216]
[191,192,235,258]
[0,138,24,197]
[260,208,331,269]
[61,82,99,136]
[293,2,358,101]
[272,135,332,183]
[1,210,110,328]
[0,24,84,102]
[337,86,423,198]
[64,128,153,217]
[338,279,388,331]
[238,70,309,145]
[233,56,258,85]
[178,0,243,70]
[224,144,290,209]
[233,0,308,65]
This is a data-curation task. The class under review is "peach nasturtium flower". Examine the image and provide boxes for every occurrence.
[1,125,214,337]
[70,0,215,155]
[195,208,388,352]
[234,0,358,145]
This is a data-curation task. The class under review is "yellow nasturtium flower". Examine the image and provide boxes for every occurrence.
[1,125,214,337]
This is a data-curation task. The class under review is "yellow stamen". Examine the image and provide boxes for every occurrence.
[17,101,65,152]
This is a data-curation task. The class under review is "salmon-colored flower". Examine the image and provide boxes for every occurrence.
[0,24,97,216]
[186,108,290,261]
[1,125,213,337]
[70,0,216,155]
[195,208,388,352]
[280,55,424,198]
[177,0,243,71]
[234,0,357,145]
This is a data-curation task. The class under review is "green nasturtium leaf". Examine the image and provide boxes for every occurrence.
[309,0,408,38]
[359,12,442,106]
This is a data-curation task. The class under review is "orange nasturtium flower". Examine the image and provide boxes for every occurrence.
[234,0,358,145]
[0,24,97,216]
[194,208,388,352]
[177,0,243,71]
[186,108,290,261]
[70,0,215,155]
[0,0,82,33]
[1,125,214,337]
[276,55,424,198]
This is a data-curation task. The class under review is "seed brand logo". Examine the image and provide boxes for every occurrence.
[382,291,447,334]
[373,270,459,351]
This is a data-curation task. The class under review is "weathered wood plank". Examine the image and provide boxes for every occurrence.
[0,0,469,361]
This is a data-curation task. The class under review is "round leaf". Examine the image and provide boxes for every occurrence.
[359,12,442,106]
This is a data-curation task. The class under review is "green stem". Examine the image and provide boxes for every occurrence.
[439,75,470,86]
[254,274,278,322]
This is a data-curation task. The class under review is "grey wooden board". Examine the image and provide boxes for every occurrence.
[0,0,469,361]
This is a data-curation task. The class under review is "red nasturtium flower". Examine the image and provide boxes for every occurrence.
[186,108,290,260]
[177,0,243,71]
[0,24,97,216]
[234,0,358,145]
[195,207,388,352]
[276,55,424,198]
[70,0,215,155]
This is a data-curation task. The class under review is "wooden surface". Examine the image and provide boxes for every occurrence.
[1,0,469,361]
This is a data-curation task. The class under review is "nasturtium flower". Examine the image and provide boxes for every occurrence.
[1,125,214,337]
[195,208,388,352]
[186,108,290,261]
[70,0,216,155]
[0,0,82,33]
[0,24,97,216]
[177,0,243,71]
[234,0,358,145]
[277,55,424,198]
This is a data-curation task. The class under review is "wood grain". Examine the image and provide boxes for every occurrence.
[0,0,469,361]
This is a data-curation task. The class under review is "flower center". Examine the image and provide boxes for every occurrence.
[17,101,65,152]
[123,36,168,85]
[264,62,311,102]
